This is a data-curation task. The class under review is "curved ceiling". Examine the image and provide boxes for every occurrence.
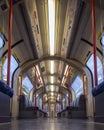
[16,0,75,104]
[0,0,104,106]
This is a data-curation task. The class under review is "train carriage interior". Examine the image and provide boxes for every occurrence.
[0,0,104,129]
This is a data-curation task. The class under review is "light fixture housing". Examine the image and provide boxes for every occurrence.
[50,76,54,84]
[48,0,55,55]
[50,60,54,74]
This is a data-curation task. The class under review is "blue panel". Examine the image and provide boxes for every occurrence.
[92,81,104,96]
[12,0,18,4]
[0,80,13,97]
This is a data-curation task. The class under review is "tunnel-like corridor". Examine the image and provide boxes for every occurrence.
[1,0,104,128]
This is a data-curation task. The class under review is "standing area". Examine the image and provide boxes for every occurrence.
[0,118,104,130]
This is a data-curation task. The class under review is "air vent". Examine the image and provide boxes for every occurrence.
[0,0,9,12]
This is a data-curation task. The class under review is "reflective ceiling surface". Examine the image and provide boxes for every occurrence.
[0,0,104,107]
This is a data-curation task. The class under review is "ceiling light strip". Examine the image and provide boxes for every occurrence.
[50,60,54,74]
[48,0,55,55]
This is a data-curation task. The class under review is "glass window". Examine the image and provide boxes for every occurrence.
[100,33,104,46]
[39,98,42,109]
[86,54,103,84]
[0,33,4,48]
[71,76,83,98]
[22,76,33,92]
[3,55,19,87]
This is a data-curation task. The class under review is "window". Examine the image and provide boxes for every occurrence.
[71,76,83,98]
[22,76,33,92]
[39,98,42,109]
[86,54,103,84]
[3,55,19,87]
[100,33,104,46]
[0,32,7,49]
[0,33,4,48]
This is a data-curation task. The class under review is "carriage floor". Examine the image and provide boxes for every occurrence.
[0,118,103,130]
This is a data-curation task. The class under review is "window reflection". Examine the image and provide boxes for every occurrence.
[71,76,83,98]
[22,76,33,92]
[3,55,18,87]
[0,33,4,48]
[86,54,103,84]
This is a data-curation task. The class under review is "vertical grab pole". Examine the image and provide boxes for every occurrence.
[82,74,86,99]
[42,88,44,110]
[34,66,37,112]
[19,75,22,98]
[7,0,13,86]
[91,0,98,86]
[68,67,70,112]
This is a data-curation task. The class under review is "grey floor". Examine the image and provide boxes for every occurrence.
[0,118,104,130]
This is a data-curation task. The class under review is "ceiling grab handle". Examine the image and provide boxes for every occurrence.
[91,0,98,87]
[7,0,13,86]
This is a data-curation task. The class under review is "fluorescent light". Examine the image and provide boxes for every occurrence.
[61,77,64,85]
[61,65,69,86]
[23,91,28,96]
[50,85,54,91]
[36,65,40,75]
[48,0,55,55]
[50,76,54,84]
[50,61,54,74]
[51,92,54,96]
[40,77,43,84]
[64,65,69,75]
[36,65,43,85]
